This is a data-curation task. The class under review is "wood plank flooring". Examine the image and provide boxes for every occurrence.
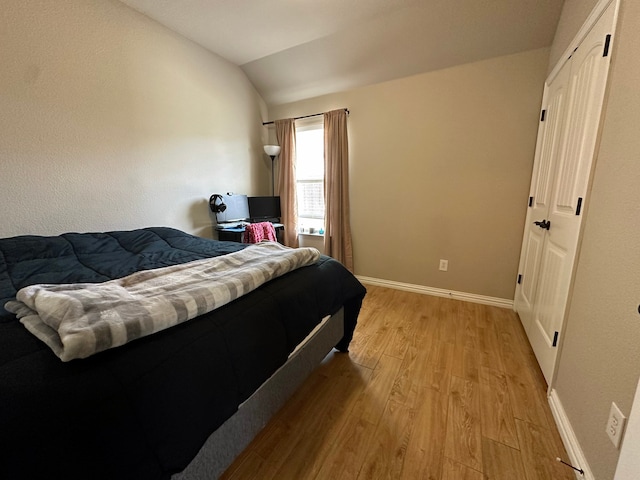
[221,286,575,480]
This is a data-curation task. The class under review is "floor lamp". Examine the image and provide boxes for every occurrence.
[263,145,281,196]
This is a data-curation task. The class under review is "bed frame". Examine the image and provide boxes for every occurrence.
[174,308,345,479]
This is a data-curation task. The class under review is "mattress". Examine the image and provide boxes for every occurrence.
[0,227,366,479]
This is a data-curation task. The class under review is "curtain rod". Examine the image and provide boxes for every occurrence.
[262,108,349,126]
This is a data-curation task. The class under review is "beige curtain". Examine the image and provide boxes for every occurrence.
[275,119,299,248]
[323,109,353,271]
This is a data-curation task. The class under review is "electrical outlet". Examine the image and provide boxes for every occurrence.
[439,259,448,271]
[606,402,626,449]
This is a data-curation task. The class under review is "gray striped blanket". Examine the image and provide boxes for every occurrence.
[5,242,320,361]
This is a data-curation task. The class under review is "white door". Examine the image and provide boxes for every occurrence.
[515,1,617,384]
[515,61,571,335]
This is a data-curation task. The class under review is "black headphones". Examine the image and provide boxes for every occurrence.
[209,194,227,213]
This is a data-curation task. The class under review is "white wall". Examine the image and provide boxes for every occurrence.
[550,0,640,478]
[0,0,269,239]
[614,377,640,479]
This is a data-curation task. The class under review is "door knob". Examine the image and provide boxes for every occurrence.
[534,219,551,230]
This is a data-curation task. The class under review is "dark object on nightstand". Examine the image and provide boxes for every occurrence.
[248,196,281,223]
[209,194,227,213]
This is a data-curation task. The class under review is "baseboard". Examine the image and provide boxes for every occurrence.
[355,275,513,309]
[548,388,594,479]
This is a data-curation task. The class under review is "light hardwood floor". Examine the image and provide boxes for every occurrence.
[221,286,576,480]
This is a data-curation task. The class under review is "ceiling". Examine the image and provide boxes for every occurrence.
[118,0,564,106]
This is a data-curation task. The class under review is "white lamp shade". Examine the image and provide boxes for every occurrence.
[263,145,281,157]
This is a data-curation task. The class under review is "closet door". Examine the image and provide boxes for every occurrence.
[515,1,617,384]
[515,61,571,335]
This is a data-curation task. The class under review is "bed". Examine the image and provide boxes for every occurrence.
[0,227,366,479]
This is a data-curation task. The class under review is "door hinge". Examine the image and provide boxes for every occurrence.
[552,331,559,347]
[517,274,522,285]
[603,34,612,57]
[528,196,534,207]
[576,197,583,215]
[540,109,546,122]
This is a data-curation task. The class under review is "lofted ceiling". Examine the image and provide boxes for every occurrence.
[118,0,564,106]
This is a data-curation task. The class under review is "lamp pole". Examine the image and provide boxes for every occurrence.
[270,155,276,196]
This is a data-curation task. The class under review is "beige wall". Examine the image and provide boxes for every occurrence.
[0,0,268,239]
[270,49,549,300]
[552,0,640,478]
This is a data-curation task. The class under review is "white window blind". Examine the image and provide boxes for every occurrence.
[295,122,324,231]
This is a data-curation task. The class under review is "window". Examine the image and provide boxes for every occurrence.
[295,121,324,233]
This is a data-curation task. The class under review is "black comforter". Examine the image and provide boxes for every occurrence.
[0,227,365,479]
